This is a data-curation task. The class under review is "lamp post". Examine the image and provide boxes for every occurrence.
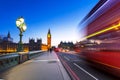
[16,17,27,52]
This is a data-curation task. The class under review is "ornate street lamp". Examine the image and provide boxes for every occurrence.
[16,17,27,52]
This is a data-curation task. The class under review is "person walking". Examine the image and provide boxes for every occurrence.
[50,48,52,53]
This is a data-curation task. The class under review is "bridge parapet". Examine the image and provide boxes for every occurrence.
[0,53,19,71]
[28,50,45,59]
[0,50,46,71]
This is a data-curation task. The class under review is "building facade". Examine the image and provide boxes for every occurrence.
[0,32,17,53]
[41,44,48,50]
[0,29,52,54]
[58,41,74,50]
[29,38,42,51]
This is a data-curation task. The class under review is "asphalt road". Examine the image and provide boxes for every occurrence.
[57,52,119,80]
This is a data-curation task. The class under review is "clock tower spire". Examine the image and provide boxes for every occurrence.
[47,29,51,49]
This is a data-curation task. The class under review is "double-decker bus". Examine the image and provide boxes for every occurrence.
[78,0,120,77]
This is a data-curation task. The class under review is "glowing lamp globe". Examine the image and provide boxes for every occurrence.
[19,17,24,23]
[22,24,27,32]
[16,19,21,27]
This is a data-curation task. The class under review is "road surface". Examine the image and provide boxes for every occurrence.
[57,52,119,80]
[0,51,119,80]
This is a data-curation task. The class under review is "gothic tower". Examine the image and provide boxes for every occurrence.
[7,31,11,38]
[47,29,51,49]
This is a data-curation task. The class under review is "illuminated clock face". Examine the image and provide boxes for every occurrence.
[48,34,51,37]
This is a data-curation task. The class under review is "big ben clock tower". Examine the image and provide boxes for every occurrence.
[47,29,51,49]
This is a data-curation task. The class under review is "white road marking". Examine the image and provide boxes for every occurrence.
[64,56,70,61]
[74,63,99,80]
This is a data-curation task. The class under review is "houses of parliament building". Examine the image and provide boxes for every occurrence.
[0,29,51,54]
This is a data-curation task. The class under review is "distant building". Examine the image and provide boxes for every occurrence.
[0,32,17,53]
[58,41,74,50]
[0,32,13,43]
[47,29,51,49]
[41,44,48,50]
[23,43,29,52]
[29,38,42,51]
[0,29,52,54]
[41,29,52,50]
[0,32,39,53]
[29,29,52,51]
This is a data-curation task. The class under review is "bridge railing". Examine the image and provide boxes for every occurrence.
[28,50,45,59]
[0,53,19,70]
[0,50,46,71]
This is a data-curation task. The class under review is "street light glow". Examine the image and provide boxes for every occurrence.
[19,17,24,23]
[16,20,21,27]
[22,23,27,32]
[16,17,27,32]
[16,17,27,52]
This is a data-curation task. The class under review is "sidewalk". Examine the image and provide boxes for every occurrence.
[0,51,71,80]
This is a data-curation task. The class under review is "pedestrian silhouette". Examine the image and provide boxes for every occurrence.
[50,48,52,53]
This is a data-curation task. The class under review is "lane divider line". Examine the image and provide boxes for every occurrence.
[74,63,99,80]
[64,56,70,61]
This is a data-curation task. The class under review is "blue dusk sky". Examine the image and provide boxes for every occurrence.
[0,0,99,46]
